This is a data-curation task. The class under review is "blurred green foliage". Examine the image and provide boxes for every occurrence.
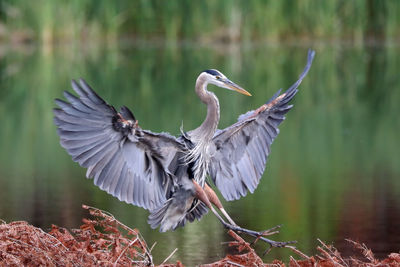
[0,0,399,44]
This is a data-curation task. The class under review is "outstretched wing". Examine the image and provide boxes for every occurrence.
[54,79,184,211]
[209,50,315,201]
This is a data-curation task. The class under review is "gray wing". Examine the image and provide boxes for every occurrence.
[209,50,315,201]
[54,79,183,211]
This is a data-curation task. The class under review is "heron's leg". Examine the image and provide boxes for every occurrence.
[192,180,228,224]
[203,183,283,238]
[192,180,295,249]
[204,183,238,226]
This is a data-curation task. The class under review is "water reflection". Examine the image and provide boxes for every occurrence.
[0,44,399,265]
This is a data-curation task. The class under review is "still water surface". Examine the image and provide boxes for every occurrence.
[0,44,399,265]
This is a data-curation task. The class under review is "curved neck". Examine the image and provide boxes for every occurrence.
[192,73,220,141]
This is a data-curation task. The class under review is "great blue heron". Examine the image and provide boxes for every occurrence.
[54,50,315,248]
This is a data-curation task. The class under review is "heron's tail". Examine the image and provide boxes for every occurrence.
[148,199,178,232]
[148,190,208,232]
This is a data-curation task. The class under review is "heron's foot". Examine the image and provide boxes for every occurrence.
[258,224,282,236]
[222,222,296,253]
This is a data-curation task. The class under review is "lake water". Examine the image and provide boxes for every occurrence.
[0,43,399,265]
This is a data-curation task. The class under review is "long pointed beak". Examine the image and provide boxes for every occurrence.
[223,79,252,96]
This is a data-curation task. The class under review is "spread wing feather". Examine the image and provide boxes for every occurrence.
[209,50,315,201]
[54,79,184,211]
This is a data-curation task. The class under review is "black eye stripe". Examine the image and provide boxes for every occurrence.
[203,69,221,76]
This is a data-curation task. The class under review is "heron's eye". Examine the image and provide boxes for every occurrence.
[216,76,221,80]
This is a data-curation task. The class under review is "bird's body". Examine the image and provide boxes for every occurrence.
[54,50,315,236]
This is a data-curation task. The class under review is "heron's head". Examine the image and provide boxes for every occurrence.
[202,69,251,96]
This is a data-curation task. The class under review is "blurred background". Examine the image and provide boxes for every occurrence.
[0,0,399,265]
